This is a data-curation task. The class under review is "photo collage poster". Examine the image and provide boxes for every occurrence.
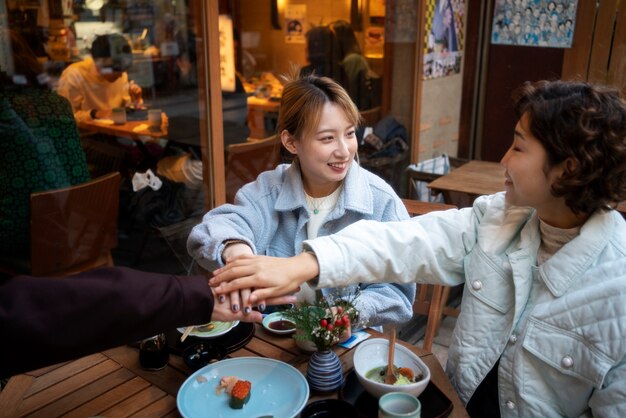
[285,4,307,44]
[491,0,578,48]
[423,0,466,80]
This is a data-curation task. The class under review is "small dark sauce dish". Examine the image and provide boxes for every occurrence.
[182,342,227,370]
[262,312,297,335]
[268,319,296,331]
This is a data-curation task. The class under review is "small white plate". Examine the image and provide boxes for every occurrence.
[262,312,296,335]
[177,321,239,339]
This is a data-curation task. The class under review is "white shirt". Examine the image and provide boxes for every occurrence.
[57,57,131,122]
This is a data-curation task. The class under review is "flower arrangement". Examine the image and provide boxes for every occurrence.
[283,290,360,351]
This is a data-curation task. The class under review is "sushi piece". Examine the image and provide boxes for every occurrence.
[216,376,238,395]
[229,380,251,409]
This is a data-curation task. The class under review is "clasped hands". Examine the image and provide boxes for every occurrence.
[209,251,320,320]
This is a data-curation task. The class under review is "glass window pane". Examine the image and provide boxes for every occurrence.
[1,0,214,275]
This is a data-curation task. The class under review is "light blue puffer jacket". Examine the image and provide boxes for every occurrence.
[187,162,415,327]
[308,192,626,417]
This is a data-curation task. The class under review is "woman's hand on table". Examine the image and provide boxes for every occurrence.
[210,252,320,304]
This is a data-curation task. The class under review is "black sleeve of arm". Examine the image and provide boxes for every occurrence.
[0,267,214,378]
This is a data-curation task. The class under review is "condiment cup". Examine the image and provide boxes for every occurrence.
[378,392,421,418]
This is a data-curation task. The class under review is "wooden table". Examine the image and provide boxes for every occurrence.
[78,118,168,142]
[428,160,504,204]
[247,96,280,139]
[0,325,468,418]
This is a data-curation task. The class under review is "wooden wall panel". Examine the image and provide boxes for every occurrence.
[608,0,626,95]
[562,0,597,80]
[588,0,619,84]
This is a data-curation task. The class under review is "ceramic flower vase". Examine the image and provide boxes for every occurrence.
[306,349,344,392]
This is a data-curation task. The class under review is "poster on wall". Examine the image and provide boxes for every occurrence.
[423,0,465,80]
[491,0,578,48]
[285,4,306,44]
[218,14,236,92]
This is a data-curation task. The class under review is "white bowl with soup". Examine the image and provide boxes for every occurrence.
[353,338,430,399]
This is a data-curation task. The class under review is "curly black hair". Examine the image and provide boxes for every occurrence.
[513,80,626,214]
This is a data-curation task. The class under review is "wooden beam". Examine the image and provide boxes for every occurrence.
[608,0,626,95]
[562,0,598,81]
[410,0,427,164]
[588,0,619,84]
[202,0,226,208]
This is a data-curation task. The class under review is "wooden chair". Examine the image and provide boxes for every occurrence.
[406,156,471,208]
[402,198,461,352]
[1,172,121,277]
[225,135,281,203]
[359,106,382,128]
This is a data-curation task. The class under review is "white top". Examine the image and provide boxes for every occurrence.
[297,186,343,303]
[57,57,131,122]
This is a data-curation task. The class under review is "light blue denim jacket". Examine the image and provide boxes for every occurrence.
[187,163,415,327]
[308,193,626,418]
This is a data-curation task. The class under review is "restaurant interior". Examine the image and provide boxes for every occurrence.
[1,0,626,415]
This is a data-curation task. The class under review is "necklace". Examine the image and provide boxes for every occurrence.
[305,186,342,215]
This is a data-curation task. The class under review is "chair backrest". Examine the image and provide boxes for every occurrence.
[401,199,457,216]
[30,172,121,276]
[359,106,382,128]
[225,135,281,203]
[407,155,470,206]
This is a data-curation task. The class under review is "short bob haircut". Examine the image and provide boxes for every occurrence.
[513,79,626,214]
[277,74,361,142]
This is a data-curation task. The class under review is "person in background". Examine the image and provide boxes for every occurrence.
[0,29,90,260]
[0,266,295,379]
[329,20,380,110]
[187,74,415,330]
[57,33,142,122]
[210,80,626,417]
[299,26,341,82]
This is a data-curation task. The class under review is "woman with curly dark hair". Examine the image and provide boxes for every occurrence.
[211,80,626,417]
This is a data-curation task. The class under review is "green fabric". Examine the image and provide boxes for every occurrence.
[0,88,90,257]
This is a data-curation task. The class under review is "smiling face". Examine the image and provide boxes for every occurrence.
[282,101,357,197]
[500,112,568,219]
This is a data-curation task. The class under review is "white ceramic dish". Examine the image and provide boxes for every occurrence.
[177,321,239,339]
[353,338,431,399]
[177,357,309,418]
[262,312,296,335]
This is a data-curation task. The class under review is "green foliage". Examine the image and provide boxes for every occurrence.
[283,289,360,351]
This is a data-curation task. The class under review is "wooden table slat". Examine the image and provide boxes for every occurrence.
[127,394,178,418]
[0,374,33,414]
[103,346,188,397]
[26,368,136,418]
[100,385,168,418]
[25,352,108,397]
[18,359,121,416]
[62,376,151,418]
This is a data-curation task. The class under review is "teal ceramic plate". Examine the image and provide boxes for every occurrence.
[177,357,309,418]
[177,321,239,339]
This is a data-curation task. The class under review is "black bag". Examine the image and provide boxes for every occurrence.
[129,177,187,227]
